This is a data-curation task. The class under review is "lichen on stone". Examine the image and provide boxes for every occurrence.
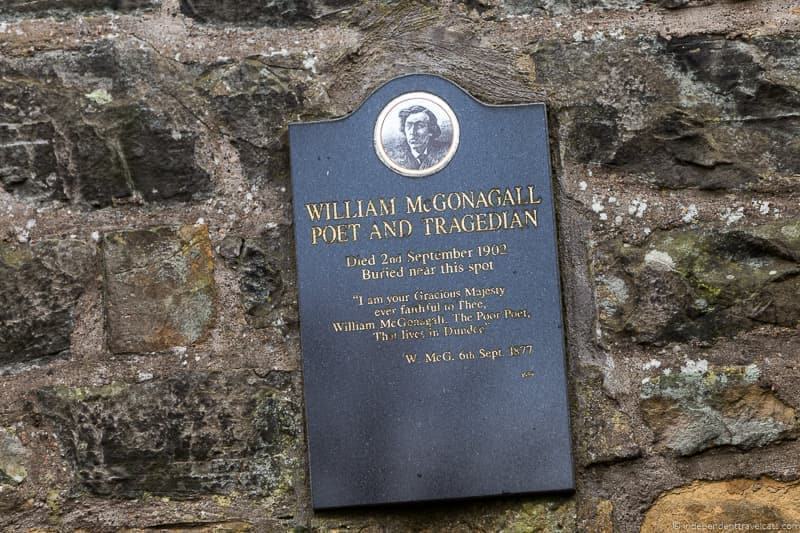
[0,428,28,485]
[641,364,797,456]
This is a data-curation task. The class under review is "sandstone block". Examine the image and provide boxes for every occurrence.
[102,225,215,354]
[643,478,800,532]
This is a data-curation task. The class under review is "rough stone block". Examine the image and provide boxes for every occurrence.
[641,365,797,456]
[36,371,299,498]
[179,0,355,24]
[1,45,212,207]
[536,33,800,190]
[643,478,800,532]
[194,59,308,185]
[63,103,210,207]
[0,120,63,202]
[0,428,28,485]
[461,0,727,16]
[102,225,216,354]
[596,220,800,344]
[180,0,311,24]
[220,226,296,330]
[0,0,157,17]
[116,105,212,204]
[573,370,641,466]
[0,427,29,515]
[0,239,95,365]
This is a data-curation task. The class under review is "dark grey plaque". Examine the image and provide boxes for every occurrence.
[289,75,573,510]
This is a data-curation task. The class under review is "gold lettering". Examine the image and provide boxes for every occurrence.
[310,223,360,245]
[304,197,396,222]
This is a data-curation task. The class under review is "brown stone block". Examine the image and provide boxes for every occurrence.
[643,478,800,532]
[102,224,216,354]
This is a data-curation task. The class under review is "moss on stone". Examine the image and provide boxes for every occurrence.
[0,245,32,269]
[49,382,130,402]
[503,497,577,532]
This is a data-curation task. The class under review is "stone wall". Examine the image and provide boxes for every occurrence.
[0,0,798,530]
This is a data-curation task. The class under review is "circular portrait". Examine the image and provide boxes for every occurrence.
[374,92,460,178]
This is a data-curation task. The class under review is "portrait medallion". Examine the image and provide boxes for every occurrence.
[374,92,460,177]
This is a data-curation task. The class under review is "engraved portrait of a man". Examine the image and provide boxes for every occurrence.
[375,92,459,177]
[390,105,449,170]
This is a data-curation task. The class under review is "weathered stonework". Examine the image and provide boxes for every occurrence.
[573,369,641,466]
[0,0,157,18]
[597,220,800,344]
[194,57,312,185]
[102,225,216,353]
[219,225,297,330]
[642,478,800,532]
[0,427,29,515]
[0,0,797,530]
[641,365,797,456]
[0,42,212,207]
[0,239,95,365]
[541,32,800,192]
[36,371,300,498]
[0,427,28,485]
[0,118,61,202]
[179,0,357,25]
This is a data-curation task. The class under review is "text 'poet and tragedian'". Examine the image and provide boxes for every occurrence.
[303,185,542,245]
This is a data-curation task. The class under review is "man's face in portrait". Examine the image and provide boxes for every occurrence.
[404,111,434,153]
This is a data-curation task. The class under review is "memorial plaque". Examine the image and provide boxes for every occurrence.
[289,75,574,509]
